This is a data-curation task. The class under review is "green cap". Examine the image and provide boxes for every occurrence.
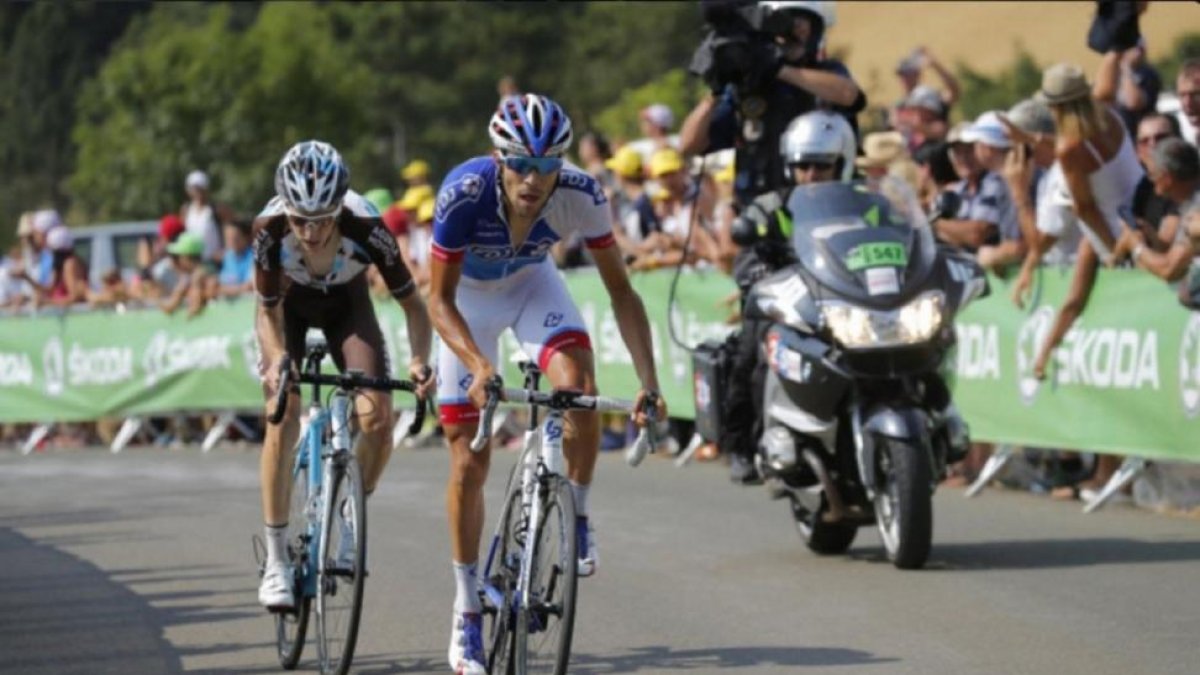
[363,188,394,215]
[166,231,205,258]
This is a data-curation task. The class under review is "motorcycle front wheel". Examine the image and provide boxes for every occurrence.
[873,439,933,570]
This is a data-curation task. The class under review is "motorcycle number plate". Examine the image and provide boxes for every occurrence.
[865,267,900,296]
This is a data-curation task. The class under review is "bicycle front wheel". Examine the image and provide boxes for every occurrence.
[486,487,524,675]
[315,455,367,675]
[514,475,578,675]
[276,459,312,670]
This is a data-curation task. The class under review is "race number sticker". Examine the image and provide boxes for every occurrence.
[866,267,899,296]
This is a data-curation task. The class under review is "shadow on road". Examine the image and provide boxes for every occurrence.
[851,537,1200,571]
[568,645,898,672]
[0,526,186,675]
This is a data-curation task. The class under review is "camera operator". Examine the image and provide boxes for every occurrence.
[680,1,866,208]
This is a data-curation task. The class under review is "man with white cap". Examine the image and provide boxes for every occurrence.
[180,170,234,264]
[963,111,1026,270]
[934,118,1020,264]
[30,209,63,287]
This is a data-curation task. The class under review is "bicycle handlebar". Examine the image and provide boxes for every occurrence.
[469,376,504,453]
[266,355,430,433]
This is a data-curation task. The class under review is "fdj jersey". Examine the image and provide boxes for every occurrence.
[430,156,618,424]
[431,157,615,281]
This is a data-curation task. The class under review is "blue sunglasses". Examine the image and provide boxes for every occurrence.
[502,155,563,175]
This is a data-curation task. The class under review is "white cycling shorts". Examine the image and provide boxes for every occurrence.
[437,260,591,425]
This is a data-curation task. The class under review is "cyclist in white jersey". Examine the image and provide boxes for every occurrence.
[252,140,433,610]
[428,94,667,674]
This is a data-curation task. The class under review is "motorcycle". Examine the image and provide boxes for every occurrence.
[709,179,986,569]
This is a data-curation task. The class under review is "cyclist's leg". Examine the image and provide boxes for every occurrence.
[513,262,599,489]
[326,278,393,495]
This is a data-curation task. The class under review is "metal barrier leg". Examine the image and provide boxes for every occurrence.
[202,412,237,453]
[965,445,1015,498]
[1083,457,1147,514]
[392,409,417,450]
[21,423,53,456]
[110,417,144,454]
[673,433,705,468]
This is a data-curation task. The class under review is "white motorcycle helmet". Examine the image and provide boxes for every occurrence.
[779,110,857,182]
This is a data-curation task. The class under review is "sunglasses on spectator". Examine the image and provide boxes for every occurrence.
[1137,133,1172,146]
[502,155,563,176]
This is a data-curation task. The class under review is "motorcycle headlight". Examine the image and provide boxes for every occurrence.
[821,292,944,349]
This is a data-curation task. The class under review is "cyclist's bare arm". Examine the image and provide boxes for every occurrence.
[428,255,494,405]
[252,215,289,390]
[590,244,667,421]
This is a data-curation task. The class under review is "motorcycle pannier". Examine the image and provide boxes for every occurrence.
[691,337,732,443]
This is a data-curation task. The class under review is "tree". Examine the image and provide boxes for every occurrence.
[954,47,1043,122]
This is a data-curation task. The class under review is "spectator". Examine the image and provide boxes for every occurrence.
[0,243,30,310]
[136,213,186,301]
[363,188,394,216]
[1116,139,1199,292]
[1131,112,1183,238]
[890,46,960,139]
[398,183,434,221]
[857,130,918,190]
[1014,62,1144,386]
[1000,98,1084,273]
[912,140,958,209]
[963,111,1026,271]
[19,226,89,307]
[401,159,432,191]
[89,268,133,310]
[30,209,62,287]
[409,198,436,288]
[214,220,254,298]
[899,86,951,151]
[934,121,1019,257]
[180,170,233,264]
[1175,58,1200,146]
[159,232,210,317]
[629,148,719,270]
[1094,40,1162,135]
[577,131,613,185]
[604,145,646,240]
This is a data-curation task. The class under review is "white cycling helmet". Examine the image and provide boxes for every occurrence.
[489,94,573,157]
[780,110,857,182]
[274,140,350,216]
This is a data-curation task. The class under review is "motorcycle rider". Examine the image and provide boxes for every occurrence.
[723,110,857,483]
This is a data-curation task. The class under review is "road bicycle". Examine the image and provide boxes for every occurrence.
[472,362,656,674]
[253,337,427,675]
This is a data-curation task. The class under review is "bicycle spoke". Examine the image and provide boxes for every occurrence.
[315,459,366,675]
[515,477,577,675]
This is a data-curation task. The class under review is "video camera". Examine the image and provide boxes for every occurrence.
[689,0,825,99]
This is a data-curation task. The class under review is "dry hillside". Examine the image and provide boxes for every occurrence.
[828,1,1199,108]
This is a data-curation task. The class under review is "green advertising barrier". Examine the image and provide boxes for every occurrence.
[3,266,1196,463]
[953,267,1200,462]
[0,269,737,424]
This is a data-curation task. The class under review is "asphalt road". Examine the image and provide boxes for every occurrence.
[2,445,1198,675]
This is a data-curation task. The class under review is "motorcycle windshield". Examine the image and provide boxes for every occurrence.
[785,178,938,307]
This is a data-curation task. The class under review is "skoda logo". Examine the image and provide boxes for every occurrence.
[1015,306,1054,405]
[42,335,65,398]
[1179,313,1200,418]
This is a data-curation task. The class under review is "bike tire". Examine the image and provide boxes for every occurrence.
[486,487,524,675]
[514,475,578,675]
[315,456,367,675]
[276,460,313,670]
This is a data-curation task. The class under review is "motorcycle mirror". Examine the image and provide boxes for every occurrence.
[730,214,760,246]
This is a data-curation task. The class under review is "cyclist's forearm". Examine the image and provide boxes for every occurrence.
[399,291,433,365]
[429,295,490,374]
[611,288,660,391]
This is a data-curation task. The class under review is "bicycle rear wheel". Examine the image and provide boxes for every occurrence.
[315,454,366,675]
[486,487,524,675]
[276,460,313,670]
[514,475,578,675]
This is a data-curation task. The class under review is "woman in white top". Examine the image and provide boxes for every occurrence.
[180,170,235,264]
[1020,63,1144,380]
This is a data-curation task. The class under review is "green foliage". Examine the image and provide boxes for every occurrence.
[1154,31,1200,87]
[591,69,706,144]
[953,47,1044,121]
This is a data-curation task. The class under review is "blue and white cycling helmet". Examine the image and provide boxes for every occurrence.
[489,94,574,158]
[274,140,350,216]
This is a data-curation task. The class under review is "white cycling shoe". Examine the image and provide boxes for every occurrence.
[447,611,486,675]
[258,561,295,610]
